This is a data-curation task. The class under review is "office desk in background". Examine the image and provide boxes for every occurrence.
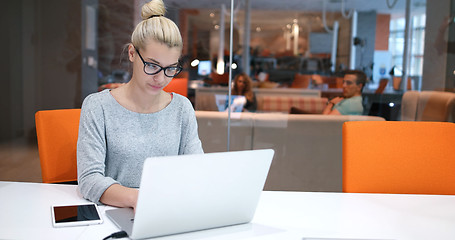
[1,181,454,240]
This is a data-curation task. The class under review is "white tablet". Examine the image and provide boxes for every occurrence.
[51,203,103,228]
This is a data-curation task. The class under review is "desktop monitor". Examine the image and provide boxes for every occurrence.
[198,60,212,76]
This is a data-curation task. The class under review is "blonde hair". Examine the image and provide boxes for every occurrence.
[131,0,182,51]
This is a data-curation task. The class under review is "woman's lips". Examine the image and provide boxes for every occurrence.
[148,83,162,89]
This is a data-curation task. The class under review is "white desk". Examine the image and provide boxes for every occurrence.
[1,181,455,240]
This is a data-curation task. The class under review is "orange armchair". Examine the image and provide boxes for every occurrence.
[35,109,81,184]
[401,90,455,122]
[291,73,311,88]
[392,76,412,90]
[342,121,455,195]
[374,78,389,94]
[209,72,229,85]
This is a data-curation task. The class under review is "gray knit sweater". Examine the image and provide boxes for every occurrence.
[77,90,203,203]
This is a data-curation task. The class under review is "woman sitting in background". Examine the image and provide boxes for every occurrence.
[232,73,257,112]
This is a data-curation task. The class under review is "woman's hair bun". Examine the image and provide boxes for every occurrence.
[141,0,166,20]
[132,0,182,49]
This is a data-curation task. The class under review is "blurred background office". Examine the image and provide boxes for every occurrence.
[3,0,455,188]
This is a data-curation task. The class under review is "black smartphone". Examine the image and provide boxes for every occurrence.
[51,203,103,227]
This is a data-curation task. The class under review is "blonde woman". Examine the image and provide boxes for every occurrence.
[77,0,203,210]
[232,73,257,112]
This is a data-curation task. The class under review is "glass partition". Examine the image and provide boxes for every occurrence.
[182,0,428,193]
[85,0,433,192]
[9,0,455,192]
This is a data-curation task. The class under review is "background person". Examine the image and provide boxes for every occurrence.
[322,70,366,115]
[77,0,203,210]
[231,73,257,112]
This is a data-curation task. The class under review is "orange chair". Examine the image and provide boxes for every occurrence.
[392,76,412,90]
[35,109,81,184]
[374,78,389,94]
[163,77,188,97]
[326,76,341,89]
[401,90,455,122]
[209,72,229,85]
[342,121,455,195]
[291,73,311,88]
[334,77,344,89]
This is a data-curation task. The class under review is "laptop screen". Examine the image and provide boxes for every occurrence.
[106,149,274,239]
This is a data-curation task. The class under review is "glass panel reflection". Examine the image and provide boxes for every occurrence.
[70,1,431,194]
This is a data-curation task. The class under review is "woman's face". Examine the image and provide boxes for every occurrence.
[236,76,247,90]
[129,40,181,95]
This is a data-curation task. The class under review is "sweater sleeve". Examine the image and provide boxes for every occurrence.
[178,97,204,155]
[77,94,118,203]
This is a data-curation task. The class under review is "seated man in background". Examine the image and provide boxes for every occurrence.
[322,70,366,115]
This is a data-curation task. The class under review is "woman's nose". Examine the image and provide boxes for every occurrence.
[152,71,167,84]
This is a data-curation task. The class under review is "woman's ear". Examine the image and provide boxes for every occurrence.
[128,44,135,62]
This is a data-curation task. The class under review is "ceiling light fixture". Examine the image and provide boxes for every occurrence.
[191,59,200,67]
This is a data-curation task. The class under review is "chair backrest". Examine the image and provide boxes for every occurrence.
[291,73,311,88]
[401,90,455,122]
[374,78,388,94]
[257,95,328,113]
[35,109,81,183]
[392,76,412,90]
[342,121,455,195]
[400,90,420,121]
[163,77,188,97]
[417,91,455,121]
[334,77,344,89]
[210,72,229,85]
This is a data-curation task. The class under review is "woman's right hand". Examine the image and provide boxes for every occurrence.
[100,184,139,210]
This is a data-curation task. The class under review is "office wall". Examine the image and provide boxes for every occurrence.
[0,1,24,142]
[30,0,81,140]
[422,0,451,90]
[98,0,134,77]
[0,0,81,143]
[336,13,352,69]
[375,14,391,51]
[40,0,81,108]
[354,11,377,78]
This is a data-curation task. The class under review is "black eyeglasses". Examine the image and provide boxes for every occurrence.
[135,49,182,78]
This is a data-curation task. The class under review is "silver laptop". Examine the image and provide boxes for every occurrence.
[106,149,274,239]
[215,94,247,112]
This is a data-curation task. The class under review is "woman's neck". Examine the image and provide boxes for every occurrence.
[112,81,171,113]
[233,87,244,95]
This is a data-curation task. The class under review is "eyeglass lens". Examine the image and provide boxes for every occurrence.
[144,63,181,77]
[136,48,182,77]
